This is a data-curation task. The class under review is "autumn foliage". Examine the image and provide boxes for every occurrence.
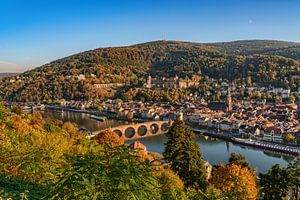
[0,111,100,183]
[1,104,295,199]
[155,169,185,200]
[210,163,258,200]
[94,129,124,146]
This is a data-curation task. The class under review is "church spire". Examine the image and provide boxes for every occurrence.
[146,75,152,89]
[197,66,202,75]
[226,87,232,112]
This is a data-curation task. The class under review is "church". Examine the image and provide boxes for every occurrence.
[207,89,233,113]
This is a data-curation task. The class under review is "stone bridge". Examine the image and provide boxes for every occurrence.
[92,121,173,141]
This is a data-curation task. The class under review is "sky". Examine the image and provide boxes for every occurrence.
[0,0,300,72]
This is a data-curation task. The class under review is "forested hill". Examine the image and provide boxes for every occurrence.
[0,40,299,102]
[208,40,300,60]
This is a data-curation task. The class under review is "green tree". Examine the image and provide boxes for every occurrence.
[246,76,252,86]
[0,174,49,199]
[156,169,186,200]
[163,116,207,191]
[259,164,291,200]
[289,95,296,103]
[287,156,300,200]
[115,98,123,104]
[0,103,8,123]
[213,91,221,101]
[283,133,296,144]
[50,146,161,200]
[228,152,252,171]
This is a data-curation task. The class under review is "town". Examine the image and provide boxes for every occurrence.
[2,0,300,198]
[8,78,300,148]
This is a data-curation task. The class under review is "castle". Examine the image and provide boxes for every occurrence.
[145,69,201,89]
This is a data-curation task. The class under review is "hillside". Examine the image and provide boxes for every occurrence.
[0,73,19,80]
[208,40,300,60]
[0,40,299,102]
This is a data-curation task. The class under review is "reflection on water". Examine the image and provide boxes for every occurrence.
[131,134,294,173]
[44,110,295,174]
[42,110,128,131]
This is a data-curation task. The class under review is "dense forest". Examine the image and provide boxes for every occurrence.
[209,40,300,60]
[0,40,299,102]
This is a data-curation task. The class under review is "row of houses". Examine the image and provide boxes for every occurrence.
[245,86,291,98]
[185,102,300,144]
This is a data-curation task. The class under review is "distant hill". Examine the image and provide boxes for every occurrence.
[0,73,19,80]
[0,40,299,102]
[208,40,300,60]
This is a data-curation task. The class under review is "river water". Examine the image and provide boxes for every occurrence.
[44,110,295,173]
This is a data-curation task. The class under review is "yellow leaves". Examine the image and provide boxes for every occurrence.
[155,168,186,200]
[284,133,295,143]
[156,168,184,190]
[210,164,258,200]
[0,113,100,183]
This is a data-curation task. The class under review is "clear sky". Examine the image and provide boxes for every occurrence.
[0,0,300,72]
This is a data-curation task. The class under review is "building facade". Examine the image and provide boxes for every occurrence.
[146,74,201,89]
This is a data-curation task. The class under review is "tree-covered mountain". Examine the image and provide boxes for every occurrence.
[208,40,300,60]
[0,40,299,102]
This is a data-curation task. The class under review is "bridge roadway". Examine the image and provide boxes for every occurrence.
[92,120,173,141]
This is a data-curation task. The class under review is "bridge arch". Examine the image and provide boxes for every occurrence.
[161,122,170,132]
[125,127,135,138]
[92,120,173,141]
[138,125,147,136]
[150,123,159,134]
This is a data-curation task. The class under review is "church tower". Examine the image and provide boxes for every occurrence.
[146,75,152,89]
[226,88,233,112]
[197,67,202,75]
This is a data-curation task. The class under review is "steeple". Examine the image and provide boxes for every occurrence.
[197,67,202,75]
[146,75,152,89]
[226,88,232,112]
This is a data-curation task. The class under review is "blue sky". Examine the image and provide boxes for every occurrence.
[0,0,300,72]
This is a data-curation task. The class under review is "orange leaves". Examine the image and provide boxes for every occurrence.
[132,149,155,162]
[94,129,124,147]
[210,164,258,200]
[10,115,33,136]
[61,122,78,135]
[30,112,45,128]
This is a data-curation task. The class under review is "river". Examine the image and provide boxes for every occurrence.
[43,110,295,173]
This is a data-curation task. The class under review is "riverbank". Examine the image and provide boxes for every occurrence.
[190,127,300,156]
[190,127,232,141]
[45,105,148,123]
